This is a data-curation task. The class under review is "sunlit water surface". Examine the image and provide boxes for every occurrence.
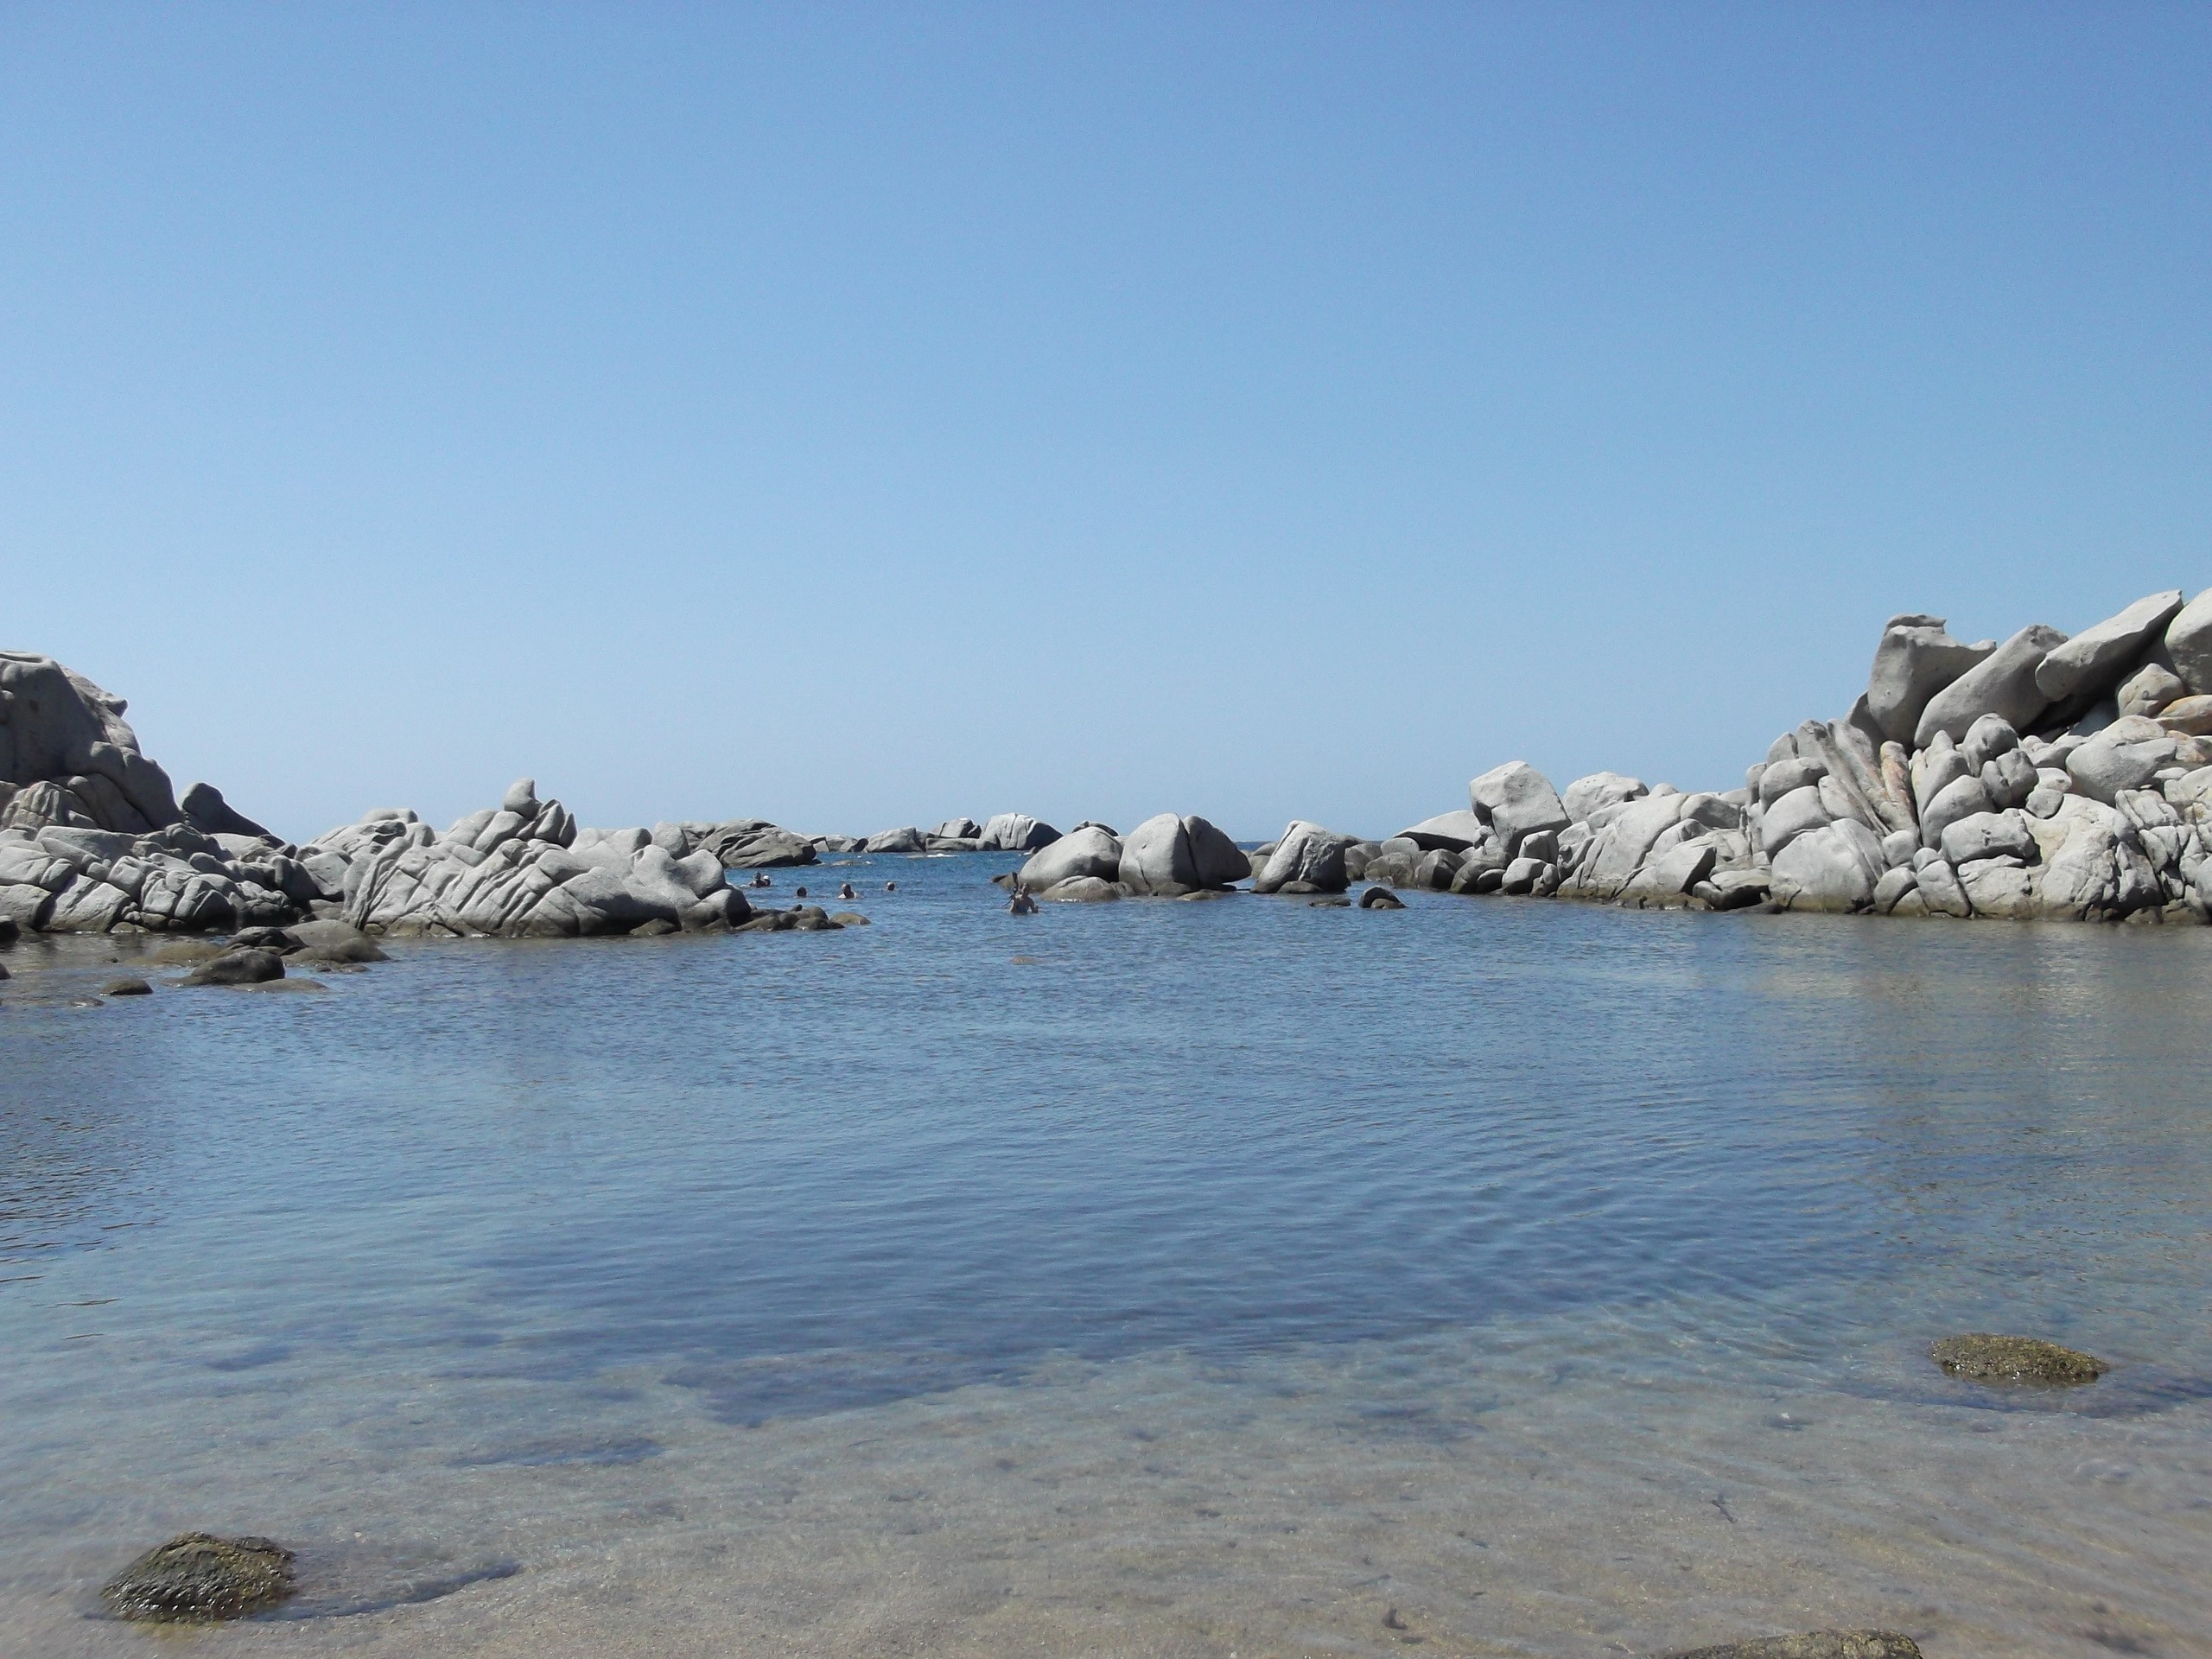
[2,855,2209,1657]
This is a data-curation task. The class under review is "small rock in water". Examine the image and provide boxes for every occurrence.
[100,1531,296,1622]
[1659,1636,1921,1659]
[228,926,302,954]
[102,976,153,996]
[183,949,286,987]
[1930,1333,2106,1385]
[830,911,870,925]
[1358,887,1406,909]
[629,918,680,937]
[1308,894,1351,907]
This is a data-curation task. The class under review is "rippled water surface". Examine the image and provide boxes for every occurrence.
[3,857,2209,1657]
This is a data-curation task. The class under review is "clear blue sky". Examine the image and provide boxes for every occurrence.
[3,5,2206,842]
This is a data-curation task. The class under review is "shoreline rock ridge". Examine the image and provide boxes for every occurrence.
[1335,587,2212,924]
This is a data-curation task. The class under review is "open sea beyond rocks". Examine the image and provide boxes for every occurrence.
[2,851,2209,1658]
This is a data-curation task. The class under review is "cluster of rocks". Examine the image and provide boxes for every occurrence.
[0,653,867,939]
[836,815,1061,855]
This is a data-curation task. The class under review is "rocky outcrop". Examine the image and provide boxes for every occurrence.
[1362,587,2212,925]
[1,652,185,833]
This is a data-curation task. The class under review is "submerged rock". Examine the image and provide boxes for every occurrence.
[183,948,286,986]
[1357,887,1405,909]
[1660,1634,1922,1659]
[101,1532,296,1622]
[101,976,153,996]
[1930,1333,2106,1385]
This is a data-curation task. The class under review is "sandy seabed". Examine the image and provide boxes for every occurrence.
[5,1310,2205,1659]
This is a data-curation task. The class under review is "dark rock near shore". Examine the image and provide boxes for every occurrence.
[101,976,152,996]
[1358,887,1405,909]
[100,1532,296,1622]
[1659,1633,1922,1659]
[1930,1333,2106,1385]
[185,949,286,986]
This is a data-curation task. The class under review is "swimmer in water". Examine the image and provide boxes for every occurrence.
[839,882,857,900]
[1007,891,1039,915]
[794,886,808,899]
[750,873,771,887]
[884,880,897,893]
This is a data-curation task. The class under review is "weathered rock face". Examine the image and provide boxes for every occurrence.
[980,813,1059,852]
[1119,812,1248,895]
[101,1533,296,1623]
[1866,615,1993,743]
[1915,624,2069,747]
[0,652,185,834]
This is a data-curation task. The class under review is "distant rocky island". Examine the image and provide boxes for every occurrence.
[3,585,2209,939]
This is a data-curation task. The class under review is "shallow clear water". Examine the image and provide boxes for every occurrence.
[2,858,2209,1657]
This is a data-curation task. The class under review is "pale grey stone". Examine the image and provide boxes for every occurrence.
[1758,758,1825,805]
[1498,856,1546,895]
[1469,761,1570,855]
[934,817,982,840]
[1865,616,1994,743]
[1980,748,2038,810]
[1873,866,1919,914]
[2156,694,2212,735]
[1959,858,2037,918]
[1018,825,1123,893]
[1961,714,2020,773]
[502,777,537,815]
[862,826,928,854]
[2035,589,2185,701]
[2067,729,2180,804]
[1879,829,1920,868]
[1041,875,1121,902]
[1395,810,1485,850]
[1633,837,1719,898]
[2164,588,2212,694]
[980,813,1059,852]
[1254,821,1356,894]
[1770,820,1885,912]
[1758,785,1832,857]
[1940,810,2038,867]
[1562,772,1647,822]
[2117,661,2185,719]
[1920,774,1996,850]
[1911,737,1974,819]
[1914,624,2069,747]
[1916,857,1972,918]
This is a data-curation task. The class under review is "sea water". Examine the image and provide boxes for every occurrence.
[2,855,2208,1657]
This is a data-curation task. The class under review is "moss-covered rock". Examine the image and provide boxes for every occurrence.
[1931,1332,2106,1385]
[1662,1632,1923,1659]
[100,1532,296,1622]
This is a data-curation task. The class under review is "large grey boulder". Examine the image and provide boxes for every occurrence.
[1117,813,1247,895]
[1920,773,1995,849]
[1469,761,1569,855]
[2117,661,2185,719]
[1770,820,1885,912]
[1395,810,1485,850]
[862,826,928,854]
[2165,588,2212,694]
[1865,616,1993,743]
[1561,772,1646,823]
[1915,624,2069,747]
[980,813,1059,852]
[1758,758,1824,805]
[1253,821,1356,893]
[2066,717,2179,804]
[0,652,184,834]
[1017,825,1123,893]
[1940,810,2037,867]
[1758,785,1831,857]
[2035,589,2185,702]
